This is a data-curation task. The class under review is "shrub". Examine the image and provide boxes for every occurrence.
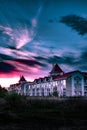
[53,91,59,97]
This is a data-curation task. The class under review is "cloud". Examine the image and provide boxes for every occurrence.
[12,28,34,49]
[34,55,75,65]
[0,62,16,73]
[60,14,87,35]
[34,56,47,61]
[76,50,87,70]
[5,59,48,79]
[0,53,14,61]
[47,55,77,66]
[0,24,36,49]
[0,25,12,36]
[0,0,45,51]
[34,51,84,72]
[0,1,44,50]
[14,59,47,67]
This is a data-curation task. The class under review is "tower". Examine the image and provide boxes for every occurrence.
[50,64,64,76]
[19,75,26,83]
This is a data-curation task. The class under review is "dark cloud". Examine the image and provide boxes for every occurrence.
[34,50,87,71]
[48,55,76,65]
[60,14,87,35]
[0,54,14,60]
[34,56,47,61]
[14,59,47,67]
[48,56,63,64]
[34,55,76,65]
[0,62,16,73]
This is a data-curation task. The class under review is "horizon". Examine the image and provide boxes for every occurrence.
[0,0,87,87]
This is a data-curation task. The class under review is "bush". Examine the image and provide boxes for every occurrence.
[5,93,27,110]
[53,91,59,97]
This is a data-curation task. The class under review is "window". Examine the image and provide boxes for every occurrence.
[53,87,57,92]
[63,92,66,96]
[74,91,82,96]
[37,88,39,91]
[32,88,35,96]
[47,88,50,92]
[41,88,44,96]
[84,91,87,96]
[63,80,66,86]
[85,80,87,85]
[84,86,87,90]
[74,76,82,89]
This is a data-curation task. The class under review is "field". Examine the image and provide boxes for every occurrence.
[0,94,87,130]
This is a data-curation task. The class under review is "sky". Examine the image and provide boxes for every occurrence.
[0,0,87,87]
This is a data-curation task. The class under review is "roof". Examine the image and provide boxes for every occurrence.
[50,64,64,75]
[52,71,74,80]
[32,70,86,84]
[82,72,87,76]
[19,75,26,82]
[9,70,87,88]
[53,70,87,80]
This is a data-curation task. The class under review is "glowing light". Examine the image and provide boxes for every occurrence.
[15,29,31,49]
[0,77,19,88]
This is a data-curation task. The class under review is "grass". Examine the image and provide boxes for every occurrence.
[0,93,87,129]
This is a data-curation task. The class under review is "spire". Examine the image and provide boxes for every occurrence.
[19,75,26,83]
[50,64,64,76]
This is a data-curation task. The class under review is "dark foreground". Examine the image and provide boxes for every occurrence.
[0,94,87,130]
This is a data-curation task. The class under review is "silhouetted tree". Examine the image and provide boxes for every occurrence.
[0,85,8,97]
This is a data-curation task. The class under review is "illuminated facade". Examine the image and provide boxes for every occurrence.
[8,64,87,97]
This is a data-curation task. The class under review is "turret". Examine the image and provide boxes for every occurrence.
[19,75,26,83]
[50,64,64,76]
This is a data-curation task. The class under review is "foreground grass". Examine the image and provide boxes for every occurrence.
[0,94,87,129]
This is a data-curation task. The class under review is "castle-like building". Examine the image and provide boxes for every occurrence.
[8,64,87,97]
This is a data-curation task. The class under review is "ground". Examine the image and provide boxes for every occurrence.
[0,95,87,130]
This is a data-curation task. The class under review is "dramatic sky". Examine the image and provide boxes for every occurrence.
[0,0,87,87]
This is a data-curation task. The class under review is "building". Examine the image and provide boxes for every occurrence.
[8,64,87,97]
[8,75,29,95]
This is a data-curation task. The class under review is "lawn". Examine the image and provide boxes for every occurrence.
[0,94,87,130]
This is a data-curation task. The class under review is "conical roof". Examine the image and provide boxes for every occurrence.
[50,64,64,75]
[19,75,26,83]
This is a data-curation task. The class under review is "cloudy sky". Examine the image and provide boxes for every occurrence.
[0,0,87,87]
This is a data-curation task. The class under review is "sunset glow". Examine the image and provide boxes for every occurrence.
[0,77,19,88]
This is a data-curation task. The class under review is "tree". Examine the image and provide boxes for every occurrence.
[0,85,8,97]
